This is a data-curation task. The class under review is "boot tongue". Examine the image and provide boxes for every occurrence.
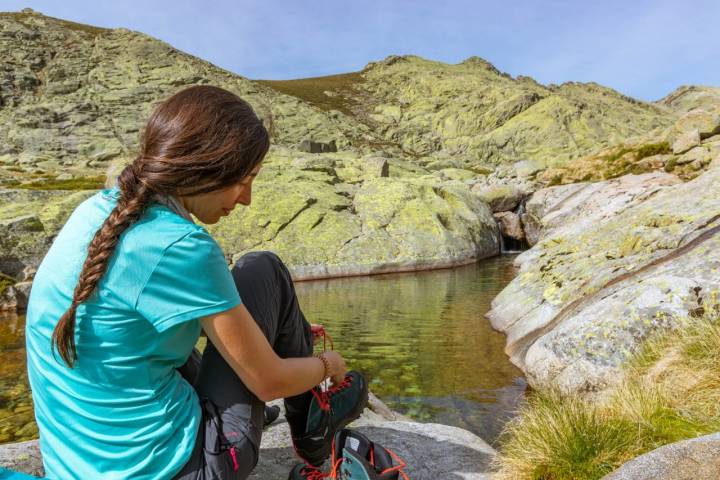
[344,434,370,458]
[372,443,394,468]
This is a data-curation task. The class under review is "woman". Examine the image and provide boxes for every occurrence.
[25,85,368,479]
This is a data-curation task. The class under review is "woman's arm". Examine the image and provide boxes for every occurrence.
[200,304,347,402]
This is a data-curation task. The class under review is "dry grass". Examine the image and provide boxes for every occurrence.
[494,297,720,480]
[256,72,365,117]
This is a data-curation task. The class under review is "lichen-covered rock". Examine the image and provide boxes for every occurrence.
[676,146,711,166]
[672,108,720,139]
[494,211,525,241]
[0,215,49,280]
[208,160,500,279]
[601,432,720,480]
[473,184,525,212]
[520,172,680,247]
[0,10,368,186]
[488,168,720,394]
[354,56,672,167]
[672,129,701,154]
[658,86,720,115]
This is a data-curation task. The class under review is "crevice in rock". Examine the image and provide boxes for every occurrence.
[309,213,325,230]
[274,198,317,236]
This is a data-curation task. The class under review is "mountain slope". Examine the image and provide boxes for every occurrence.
[259,55,674,168]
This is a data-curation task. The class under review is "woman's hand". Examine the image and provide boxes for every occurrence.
[310,324,324,345]
[320,350,348,385]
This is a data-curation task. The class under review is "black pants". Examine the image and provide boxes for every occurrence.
[172,251,313,480]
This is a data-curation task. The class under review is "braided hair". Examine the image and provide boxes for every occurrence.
[51,85,270,367]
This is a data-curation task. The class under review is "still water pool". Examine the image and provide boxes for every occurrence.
[0,254,525,446]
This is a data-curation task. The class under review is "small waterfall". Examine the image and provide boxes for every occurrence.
[497,197,530,254]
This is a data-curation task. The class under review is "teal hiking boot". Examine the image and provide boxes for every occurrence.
[287,463,328,480]
[332,429,409,480]
[287,428,409,480]
[289,371,369,466]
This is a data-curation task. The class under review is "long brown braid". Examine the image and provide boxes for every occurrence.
[51,85,270,367]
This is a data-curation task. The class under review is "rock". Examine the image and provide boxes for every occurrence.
[672,108,720,139]
[0,215,49,280]
[520,172,680,247]
[473,184,525,212]
[210,168,500,281]
[494,211,525,241]
[658,86,720,115]
[362,156,389,178]
[0,398,496,480]
[0,280,31,312]
[0,440,43,477]
[636,153,671,170]
[291,156,338,175]
[672,129,701,154]
[487,168,720,395]
[601,432,720,480]
[298,139,338,154]
[676,146,710,165]
[513,159,544,178]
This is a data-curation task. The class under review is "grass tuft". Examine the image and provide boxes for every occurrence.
[494,296,720,479]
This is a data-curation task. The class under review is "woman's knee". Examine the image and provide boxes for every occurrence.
[232,251,286,276]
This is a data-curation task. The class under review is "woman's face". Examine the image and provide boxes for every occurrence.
[179,164,262,224]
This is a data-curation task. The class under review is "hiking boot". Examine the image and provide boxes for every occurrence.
[264,404,281,427]
[287,463,330,480]
[333,429,409,480]
[289,371,369,466]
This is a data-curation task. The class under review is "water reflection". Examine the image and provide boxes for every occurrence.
[0,313,36,444]
[294,255,526,443]
[0,255,524,445]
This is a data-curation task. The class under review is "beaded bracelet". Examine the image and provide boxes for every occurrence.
[314,352,329,380]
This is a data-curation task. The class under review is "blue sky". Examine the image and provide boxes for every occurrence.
[3,0,719,101]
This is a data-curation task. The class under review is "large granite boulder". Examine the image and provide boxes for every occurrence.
[520,172,681,246]
[209,152,500,280]
[601,432,720,480]
[488,168,720,394]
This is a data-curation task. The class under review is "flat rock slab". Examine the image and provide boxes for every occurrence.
[253,416,496,479]
[602,432,720,480]
[0,410,496,479]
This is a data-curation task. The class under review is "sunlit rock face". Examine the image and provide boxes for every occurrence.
[488,167,720,395]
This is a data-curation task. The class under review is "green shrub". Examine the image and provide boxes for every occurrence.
[635,142,671,161]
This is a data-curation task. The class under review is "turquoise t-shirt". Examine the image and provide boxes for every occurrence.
[25,188,241,479]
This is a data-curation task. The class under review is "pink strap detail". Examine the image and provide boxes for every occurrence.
[229,446,239,471]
